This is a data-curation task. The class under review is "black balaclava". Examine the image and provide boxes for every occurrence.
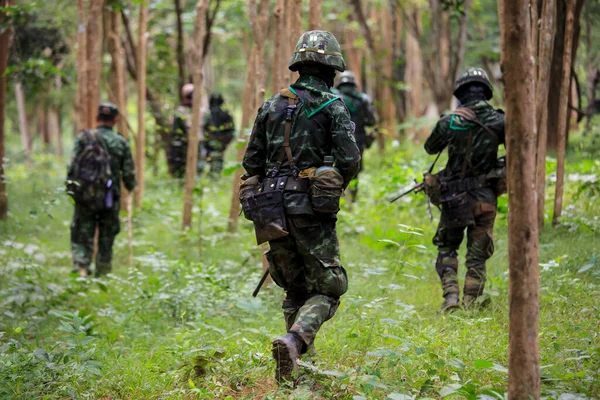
[298,64,336,88]
[456,83,488,106]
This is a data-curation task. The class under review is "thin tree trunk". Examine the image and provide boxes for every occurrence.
[14,82,31,163]
[271,0,284,93]
[379,5,396,140]
[309,0,322,30]
[76,0,88,132]
[86,0,103,128]
[174,0,186,98]
[552,0,576,227]
[287,0,303,83]
[0,0,10,220]
[499,0,540,398]
[41,107,51,149]
[182,0,209,230]
[134,4,149,209]
[48,109,62,157]
[535,0,557,229]
[343,24,362,91]
[54,74,64,158]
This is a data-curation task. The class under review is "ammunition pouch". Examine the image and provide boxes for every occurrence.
[309,169,344,214]
[440,191,475,228]
[423,172,443,206]
[486,158,507,197]
[239,176,289,245]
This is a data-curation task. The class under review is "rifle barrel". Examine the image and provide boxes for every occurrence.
[252,268,270,297]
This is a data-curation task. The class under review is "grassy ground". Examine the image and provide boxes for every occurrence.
[0,135,599,399]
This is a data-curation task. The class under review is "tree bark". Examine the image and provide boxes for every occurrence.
[86,0,103,128]
[182,0,209,230]
[14,82,31,164]
[405,7,424,137]
[271,0,285,93]
[343,24,363,91]
[287,0,303,83]
[0,0,10,219]
[535,0,556,229]
[174,0,186,98]
[552,0,576,227]
[309,0,322,30]
[76,0,88,132]
[499,0,540,398]
[134,4,149,209]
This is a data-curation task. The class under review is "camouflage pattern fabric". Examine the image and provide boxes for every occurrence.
[202,105,235,177]
[69,125,136,276]
[169,105,192,178]
[434,198,497,300]
[243,73,360,353]
[266,216,347,349]
[288,31,346,72]
[424,100,505,204]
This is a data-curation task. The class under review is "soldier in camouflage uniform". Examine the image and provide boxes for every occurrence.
[242,31,360,382]
[202,93,235,178]
[424,68,505,311]
[334,71,377,201]
[69,103,137,277]
[169,84,195,178]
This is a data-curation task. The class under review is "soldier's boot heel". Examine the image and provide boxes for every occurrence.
[440,293,460,313]
[272,333,301,384]
[463,274,489,309]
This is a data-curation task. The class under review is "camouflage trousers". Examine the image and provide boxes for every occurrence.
[266,215,348,352]
[71,203,121,276]
[433,198,496,298]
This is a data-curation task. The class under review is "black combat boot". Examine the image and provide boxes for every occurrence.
[272,333,303,383]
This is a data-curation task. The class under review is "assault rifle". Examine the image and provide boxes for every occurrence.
[390,180,425,203]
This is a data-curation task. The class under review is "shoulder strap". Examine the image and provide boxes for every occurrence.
[271,89,299,177]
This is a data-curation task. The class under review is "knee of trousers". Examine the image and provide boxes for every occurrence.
[282,289,309,310]
[435,250,458,279]
[313,266,348,299]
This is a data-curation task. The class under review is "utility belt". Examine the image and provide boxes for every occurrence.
[444,176,488,194]
[261,174,310,193]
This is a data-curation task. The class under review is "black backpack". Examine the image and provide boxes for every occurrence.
[66,130,113,210]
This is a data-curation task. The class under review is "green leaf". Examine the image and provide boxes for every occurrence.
[473,359,494,369]
[578,263,595,273]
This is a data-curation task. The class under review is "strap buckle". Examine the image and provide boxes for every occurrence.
[285,104,297,121]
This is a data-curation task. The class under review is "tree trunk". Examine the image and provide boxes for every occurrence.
[405,7,424,137]
[14,82,31,163]
[134,4,149,209]
[182,0,209,230]
[287,0,303,83]
[499,0,540,398]
[174,0,186,98]
[379,5,396,140]
[0,0,10,220]
[86,0,103,128]
[535,0,557,229]
[76,0,88,132]
[271,0,285,93]
[309,0,322,30]
[40,107,51,149]
[48,108,62,158]
[343,24,363,91]
[552,0,576,227]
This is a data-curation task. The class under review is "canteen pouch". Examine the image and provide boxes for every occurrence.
[441,191,475,228]
[239,175,261,220]
[309,169,344,214]
[423,171,443,206]
[250,190,288,245]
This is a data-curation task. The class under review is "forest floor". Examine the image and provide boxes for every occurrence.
[0,134,599,399]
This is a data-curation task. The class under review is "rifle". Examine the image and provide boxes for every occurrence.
[389,180,425,203]
[252,268,270,297]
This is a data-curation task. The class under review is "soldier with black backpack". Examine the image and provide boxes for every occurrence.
[67,103,137,277]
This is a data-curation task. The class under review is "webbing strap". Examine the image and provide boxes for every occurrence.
[272,95,299,177]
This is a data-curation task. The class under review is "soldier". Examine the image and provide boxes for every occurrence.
[169,83,195,178]
[68,103,136,277]
[334,70,377,201]
[242,31,360,382]
[424,68,505,312]
[202,93,235,178]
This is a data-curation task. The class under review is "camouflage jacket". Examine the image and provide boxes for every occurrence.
[203,106,235,149]
[243,75,361,186]
[424,100,505,203]
[171,105,194,144]
[334,86,377,149]
[70,125,137,197]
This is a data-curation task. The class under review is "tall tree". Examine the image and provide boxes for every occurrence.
[174,0,186,97]
[14,81,31,164]
[535,0,557,229]
[227,0,269,232]
[552,0,577,226]
[0,0,10,220]
[134,3,149,209]
[86,0,103,127]
[182,0,209,229]
[76,0,88,132]
[499,0,540,398]
[309,0,322,30]
[271,0,285,93]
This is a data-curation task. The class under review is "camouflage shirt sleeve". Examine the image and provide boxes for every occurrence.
[325,99,361,185]
[424,116,452,155]
[242,104,269,178]
[120,139,137,191]
[488,109,506,147]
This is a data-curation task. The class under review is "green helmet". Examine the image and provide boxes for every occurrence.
[97,102,119,118]
[337,70,357,87]
[289,30,346,72]
[453,67,493,100]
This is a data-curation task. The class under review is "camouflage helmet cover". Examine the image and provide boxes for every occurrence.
[453,67,493,100]
[289,30,346,72]
[181,83,195,98]
[97,102,119,118]
[337,70,357,87]
[209,93,224,106]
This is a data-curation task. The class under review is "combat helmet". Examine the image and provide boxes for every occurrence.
[289,30,346,72]
[181,83,194,99]
[209,93,224,107]
[97,102,119,118]
[453,67,493,100]
[337,70,357,87]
